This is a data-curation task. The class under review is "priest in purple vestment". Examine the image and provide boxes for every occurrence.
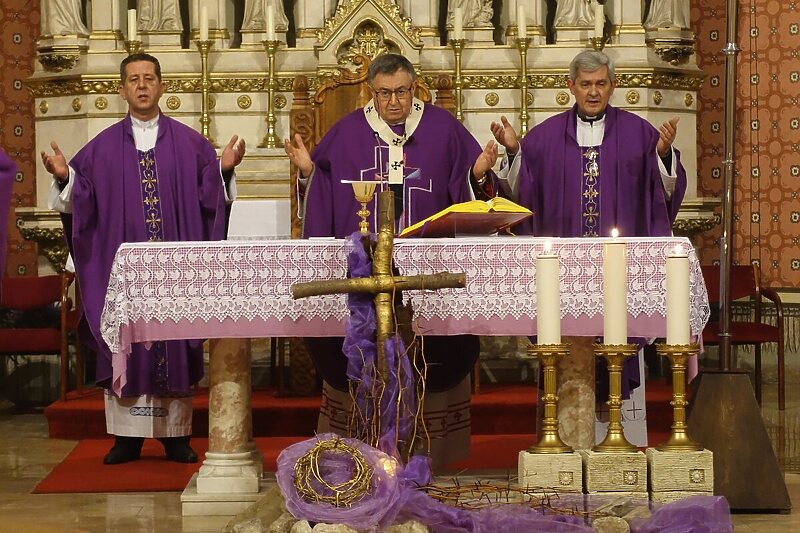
[0,148,16,281]
[283,53,498,465]
[490,50,687,449]
[42,53,246,465]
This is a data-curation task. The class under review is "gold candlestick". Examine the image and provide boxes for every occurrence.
[656,343,704,451]
[449,39,466,122]
[593,343,639,453]
[195,39,217,147]
[123,40,143,55]
[589,37,606,51]
[516,37,532,137]
[527,343,573,454]
[258,39,282,148]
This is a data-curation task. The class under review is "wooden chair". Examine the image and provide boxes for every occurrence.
[700,264,786,409]
[0,273,84,402]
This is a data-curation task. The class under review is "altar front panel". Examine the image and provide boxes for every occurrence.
[102,236,710,360]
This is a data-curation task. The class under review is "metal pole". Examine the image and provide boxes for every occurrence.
[718,0,739,370]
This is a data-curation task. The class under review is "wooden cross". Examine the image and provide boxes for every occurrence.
[291,190,466,375]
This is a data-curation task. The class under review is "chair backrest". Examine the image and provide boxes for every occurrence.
[0,275,64,311]
[700,264,759,303]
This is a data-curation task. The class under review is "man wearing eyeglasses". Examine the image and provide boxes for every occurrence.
[283,53,498,466]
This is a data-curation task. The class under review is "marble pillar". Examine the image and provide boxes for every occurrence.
[90,0,123,49]
[196,338,260,493]
[556,336,596,450]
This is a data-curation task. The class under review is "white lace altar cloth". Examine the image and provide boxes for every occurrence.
[102,236,709,390]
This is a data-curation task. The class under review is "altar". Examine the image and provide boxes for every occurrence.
[100,235,709,514]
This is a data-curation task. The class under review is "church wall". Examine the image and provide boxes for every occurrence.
[693,0,800,289]
[0,1,40,277]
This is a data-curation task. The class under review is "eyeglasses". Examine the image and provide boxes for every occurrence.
[372,85,413,102]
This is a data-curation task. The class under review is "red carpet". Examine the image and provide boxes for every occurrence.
[35,381,677,493]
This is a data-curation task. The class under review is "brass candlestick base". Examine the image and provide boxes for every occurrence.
[448,38,466,122]
[515,37,532,136]
[656,343,703,451]
[124,40,143,55]
[593,343,639,453]
[195,39,217,147]
[258,39,282,148]
[527,343,573,454]
[589,36,606,51]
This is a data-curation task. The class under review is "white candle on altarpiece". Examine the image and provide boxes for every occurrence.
[517,5,527,39]
[603,229,627,345]
[452,7,464,40]
[666,245,691,345]
[199,6,209,41]
[536,241,561,344]
[594,1,605,39]
[266,1,276,40]
[111,0,119,31]
[127,9,137,41]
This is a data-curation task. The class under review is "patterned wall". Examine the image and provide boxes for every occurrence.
[693,0,800,288]
[0,1,39,277]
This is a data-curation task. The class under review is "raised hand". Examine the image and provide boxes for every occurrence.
[490,115,520,155]
[472,139,499,180]
[221,135,246,172]
[283,133,313,178]
[41,141,69,182]
[656,116,680,157]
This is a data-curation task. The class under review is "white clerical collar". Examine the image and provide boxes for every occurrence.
[576,114,606,147]
[130,114,160,130]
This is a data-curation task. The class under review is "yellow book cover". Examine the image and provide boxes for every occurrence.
[399,197,532,238]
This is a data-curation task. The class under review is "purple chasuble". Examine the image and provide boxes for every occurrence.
[0,149,16,282]
[516,104,687,238]
[64,115,227,397]
[302,103,483,238]
[517,105,687,399]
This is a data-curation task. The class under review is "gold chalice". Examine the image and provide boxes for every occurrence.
[343,180,378,235]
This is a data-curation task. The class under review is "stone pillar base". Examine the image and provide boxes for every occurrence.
[463,27,495,44]
[580,450,647,493]
[142,31,183,49]
[554,26,593,44]
[646,448,714,493]
[181,472,270,516]
[518,450,583,493]
[240,30,287,48]
[196,451,261,494]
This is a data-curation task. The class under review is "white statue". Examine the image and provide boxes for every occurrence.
[644,0,691,30]
[41,0,89,36]
[447,0,494,28]
[242,0,289,31]
[138,0,184,32]
[553,0,594,27]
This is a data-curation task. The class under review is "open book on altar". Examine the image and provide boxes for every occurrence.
[399,197,532,238]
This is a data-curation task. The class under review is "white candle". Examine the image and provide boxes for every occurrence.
[666,245,691,345]
[266,1,276,40]
[594,1,605,39]
[452,7,463,40]
[127,9,137,42]
[603,229,627,345]
[536,242,561,344]
[517,5,527,39]
[111,0,119,31]
[199,6,209,40]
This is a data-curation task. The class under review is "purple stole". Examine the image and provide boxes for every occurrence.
[580,146,601,237]
[137,148,168,392]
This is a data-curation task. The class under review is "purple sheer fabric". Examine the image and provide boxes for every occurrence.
[341,232,417,459]
[630,495,733,533]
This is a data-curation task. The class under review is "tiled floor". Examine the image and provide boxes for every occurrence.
[1,382,799,532]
